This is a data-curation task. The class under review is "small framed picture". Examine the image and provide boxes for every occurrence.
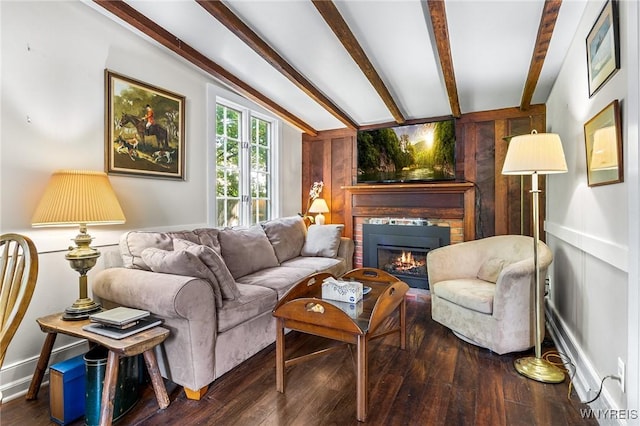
[105,70,186,179]
[586,0,620,97]
[584,100,623,187]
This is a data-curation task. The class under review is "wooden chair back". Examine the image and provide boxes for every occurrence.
[1,233,38,367]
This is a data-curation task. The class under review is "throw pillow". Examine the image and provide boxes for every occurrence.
[119,231,173,270]
[141,247,223,308]
[301,224,344,258]
[477,258,506,283]
[173,238,240,300]
[218,225,280,279]
[261,216,307,263]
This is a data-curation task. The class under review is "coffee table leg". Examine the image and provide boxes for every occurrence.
[276,318,285,393]
[400,299,406,350]
[26,332,57,400]
[356,335,368,422]
[99,351,119,426]
[143,349,170,409]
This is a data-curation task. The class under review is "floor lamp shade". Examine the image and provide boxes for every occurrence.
[502,131,567,383]
[32,170,125,320]
[502,131,568,175]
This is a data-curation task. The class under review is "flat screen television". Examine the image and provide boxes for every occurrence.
[356,118,456,183]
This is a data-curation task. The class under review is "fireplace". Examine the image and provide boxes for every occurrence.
[362,223,450,290]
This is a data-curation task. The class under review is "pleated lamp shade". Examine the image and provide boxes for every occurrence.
[502,131,568,175]
[32,170,126,227]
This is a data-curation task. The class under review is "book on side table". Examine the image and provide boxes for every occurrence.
[83,307,162,339]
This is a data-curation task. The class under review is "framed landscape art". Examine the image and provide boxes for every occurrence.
[586,0,620,97]
[584,100,623,187]
[105,70,185,179]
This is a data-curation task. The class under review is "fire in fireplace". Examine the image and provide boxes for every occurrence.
[363,223,450,290]
[378,246,427,279]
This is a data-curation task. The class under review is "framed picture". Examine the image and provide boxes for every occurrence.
[105,70,185,179]
[584,100,623,187]
[586,0,620,97]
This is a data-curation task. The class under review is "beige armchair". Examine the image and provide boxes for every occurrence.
[427,235,553,355]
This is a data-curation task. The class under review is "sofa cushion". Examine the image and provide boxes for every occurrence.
[173,239,241,300]
[218,225,280,279]
[432,279,495,314]
[477,258,506,283]
[301,225,344,258]
[217,284,277,333]
[261,216,307,263]
[141,247,223,308]
[280,256,346,277]
[120,231,174,270]
[193,228,222,254]
[236,266,315,299]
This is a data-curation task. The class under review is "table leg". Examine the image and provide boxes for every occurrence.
[26,332,57,400]
[98,351,119,426]
[143,349,170,409]
[400,299,406,350]
[275,318,285,393]
[356,335,368,422]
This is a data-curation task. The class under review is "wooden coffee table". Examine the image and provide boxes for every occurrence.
[272,268,409,422]
[26,313,170,426]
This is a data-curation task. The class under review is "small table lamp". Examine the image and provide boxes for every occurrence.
[308,198,329,225]
[502,130,567,383]
[32,170,126,320]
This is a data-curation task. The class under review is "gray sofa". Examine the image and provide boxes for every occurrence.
[92,216,354,400]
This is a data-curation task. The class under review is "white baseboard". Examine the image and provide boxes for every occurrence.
[0,341,89,403]
[546,300,627,425]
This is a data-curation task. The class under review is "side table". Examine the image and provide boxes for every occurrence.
[26,312,170,426]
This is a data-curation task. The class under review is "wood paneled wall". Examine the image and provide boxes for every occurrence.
[301,104,547,241]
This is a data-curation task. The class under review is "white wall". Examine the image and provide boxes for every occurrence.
[0,1,301,399]
[546,0,639,417]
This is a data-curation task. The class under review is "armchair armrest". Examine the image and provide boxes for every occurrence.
[427,240,486,284]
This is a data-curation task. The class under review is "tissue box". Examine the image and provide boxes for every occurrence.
[326,299,364,319]
[322,279,363,303]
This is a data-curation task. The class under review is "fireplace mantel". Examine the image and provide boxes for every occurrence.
[342,182,476,241]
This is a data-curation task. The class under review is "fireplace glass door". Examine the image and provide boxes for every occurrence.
[377,245,428,284]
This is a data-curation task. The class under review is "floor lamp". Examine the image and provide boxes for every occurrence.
[502,130,567,383]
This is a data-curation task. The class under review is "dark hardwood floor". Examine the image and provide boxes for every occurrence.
[1,294,597,425]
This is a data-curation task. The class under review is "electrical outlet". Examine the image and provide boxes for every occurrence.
[617,357,625,392]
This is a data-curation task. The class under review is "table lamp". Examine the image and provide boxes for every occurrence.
[502,130,567,383]
[32,170,126,320]
[308,198,329,225]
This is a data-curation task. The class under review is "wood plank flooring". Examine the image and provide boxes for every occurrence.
[1,294,597,425]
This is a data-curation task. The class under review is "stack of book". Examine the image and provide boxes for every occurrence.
[82,307,162,339]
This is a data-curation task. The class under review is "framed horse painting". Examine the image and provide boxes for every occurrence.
[105,70,185,179]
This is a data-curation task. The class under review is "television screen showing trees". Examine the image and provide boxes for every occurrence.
[357,119,456,183]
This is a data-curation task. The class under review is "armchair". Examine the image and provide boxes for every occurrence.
[427,235,553,355]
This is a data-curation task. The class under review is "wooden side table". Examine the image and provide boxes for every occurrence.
[26,313,170,426]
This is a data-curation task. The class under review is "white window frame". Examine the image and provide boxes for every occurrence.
[208,90,280,227]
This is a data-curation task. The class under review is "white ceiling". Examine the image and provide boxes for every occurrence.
[93,0,588,133]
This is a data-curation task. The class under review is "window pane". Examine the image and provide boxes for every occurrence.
[216,169,226,196]
[226,199,240,227]
[227,170,240,197]
[225,108,240,140]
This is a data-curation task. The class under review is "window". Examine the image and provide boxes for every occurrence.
[216,100,275,226]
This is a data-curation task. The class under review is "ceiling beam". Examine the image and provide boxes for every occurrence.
[312,0,405,125]
[426,0,461,118]
[93,0,318,136]
[196,0,357,130]
[520,0,562,110]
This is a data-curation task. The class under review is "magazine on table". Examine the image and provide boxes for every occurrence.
[83,316,163,340]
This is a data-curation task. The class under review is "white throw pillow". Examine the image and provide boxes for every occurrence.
[301,225,344,258]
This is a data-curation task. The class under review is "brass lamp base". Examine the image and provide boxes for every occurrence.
[62,298,102,321]
[514,356,565,383]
